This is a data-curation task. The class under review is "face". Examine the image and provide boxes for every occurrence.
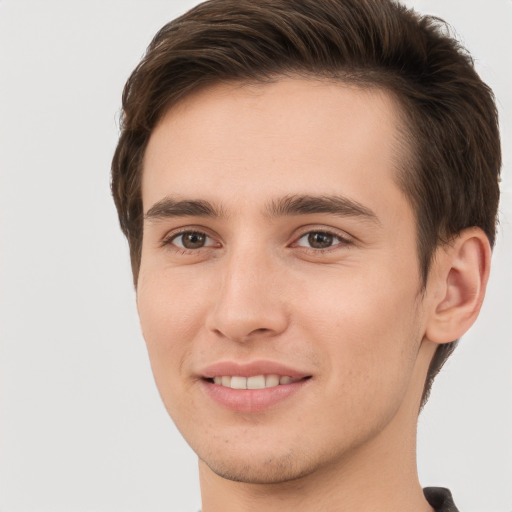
[137,79,433,484]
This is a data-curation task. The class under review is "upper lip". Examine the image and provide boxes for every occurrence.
[199,360,311,379]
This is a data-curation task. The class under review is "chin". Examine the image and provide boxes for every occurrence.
[200,449,317,485]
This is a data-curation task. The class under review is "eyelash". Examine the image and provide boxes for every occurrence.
[162,228,352,254]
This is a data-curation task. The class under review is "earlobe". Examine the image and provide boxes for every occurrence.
[425,228,491,345]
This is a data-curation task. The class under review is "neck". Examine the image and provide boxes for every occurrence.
[199,431,430,512]
[200,438,430,511]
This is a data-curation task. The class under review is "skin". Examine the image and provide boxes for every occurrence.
[136,78,490,511]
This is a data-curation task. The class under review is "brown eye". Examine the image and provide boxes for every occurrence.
[295,230,350,250]
[173,231,209,249]
[307,232,334,248]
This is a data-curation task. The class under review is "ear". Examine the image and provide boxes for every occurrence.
[425,227,491,344]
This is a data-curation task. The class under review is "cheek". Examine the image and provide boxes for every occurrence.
[136,269,209,381]
[295,264,422,397]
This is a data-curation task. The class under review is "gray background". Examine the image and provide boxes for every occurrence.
[0,1,510,511]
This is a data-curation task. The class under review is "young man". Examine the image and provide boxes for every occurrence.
[111,1,501,510]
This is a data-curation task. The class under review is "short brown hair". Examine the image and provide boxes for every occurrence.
[111,0,501,404]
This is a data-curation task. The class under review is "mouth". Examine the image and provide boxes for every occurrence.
[205,374,307,390]
[199,362,312,412]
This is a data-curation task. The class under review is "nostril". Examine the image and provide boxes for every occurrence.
[249,327,272,336]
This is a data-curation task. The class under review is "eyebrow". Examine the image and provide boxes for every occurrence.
[265,194,380,224]
[144,197,225,221]
[144,194,379,224]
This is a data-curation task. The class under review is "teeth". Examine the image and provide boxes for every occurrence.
[211,374,302,389]
[230,376,247,389]
[265,374,280,388]
[247,375,265,389]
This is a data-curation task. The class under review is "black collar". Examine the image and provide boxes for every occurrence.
[424,487,459,512]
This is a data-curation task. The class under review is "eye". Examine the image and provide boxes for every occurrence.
[167,231,217,250]
[295,230,349,250]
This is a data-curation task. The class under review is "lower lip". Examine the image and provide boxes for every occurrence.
[200,378,310,413]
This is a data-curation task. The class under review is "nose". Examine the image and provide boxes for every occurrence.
[205,246,289,343]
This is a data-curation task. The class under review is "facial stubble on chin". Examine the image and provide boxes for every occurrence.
[201,447,318,485]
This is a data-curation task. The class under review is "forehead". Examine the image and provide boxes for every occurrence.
[142,78,410,221]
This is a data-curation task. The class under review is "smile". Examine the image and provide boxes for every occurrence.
[199,361,312,412]
[201,376,311,412]
[209,375,303,389]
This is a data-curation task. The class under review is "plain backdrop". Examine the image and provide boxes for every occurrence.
[0,1,510,511]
